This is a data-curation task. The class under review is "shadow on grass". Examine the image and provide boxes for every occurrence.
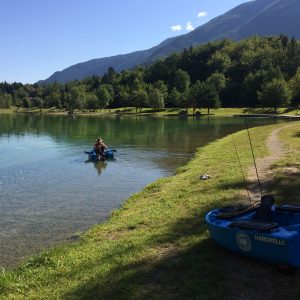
[269,172,300,203]
[60,193,238,300]
[63,240,229,300]
[62,186,300,300]
[294,132,300,138]
[214,180,250,193]
[166,108,179,112]
[143,109,165,113]
[62,212,229,300]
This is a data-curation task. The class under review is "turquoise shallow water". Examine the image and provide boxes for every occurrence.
[0,114,286,268]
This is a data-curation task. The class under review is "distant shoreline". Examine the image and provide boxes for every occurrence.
[1,107,299,118]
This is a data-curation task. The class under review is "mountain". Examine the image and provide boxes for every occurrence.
[39,0,300,84]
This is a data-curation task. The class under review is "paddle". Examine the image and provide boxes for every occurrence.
[84,150,95,155]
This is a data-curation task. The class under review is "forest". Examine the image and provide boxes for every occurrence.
[1,35,300,113]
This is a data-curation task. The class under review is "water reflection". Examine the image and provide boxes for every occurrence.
[88,161,107,175]
[0,114,284,154]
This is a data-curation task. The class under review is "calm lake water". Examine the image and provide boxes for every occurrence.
[0,113,285,268]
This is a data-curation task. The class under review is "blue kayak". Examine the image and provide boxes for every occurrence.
[206,195,300,267]
[84,149,116,160]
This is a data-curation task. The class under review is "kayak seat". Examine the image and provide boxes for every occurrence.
[255,195,275,222]
[229,219,278,231]
[276,204,300,213]
[217,203,260,219]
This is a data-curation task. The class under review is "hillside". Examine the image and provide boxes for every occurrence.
[39,0,300,84]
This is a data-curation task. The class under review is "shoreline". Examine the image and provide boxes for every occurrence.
[234,113,300,120]
[1,122,300,299]
[1,107,299,118]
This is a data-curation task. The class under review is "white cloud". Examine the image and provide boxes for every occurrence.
[198,11,208,18]
[171,25,182,32]
[186,22,194,31]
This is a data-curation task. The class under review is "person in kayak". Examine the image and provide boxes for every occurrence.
[94,138,107,159]
[99,138,108,153]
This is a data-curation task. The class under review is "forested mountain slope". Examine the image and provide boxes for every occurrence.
[39,0,300,84]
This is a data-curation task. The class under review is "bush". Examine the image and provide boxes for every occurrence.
[195,111,202,118]
[178,110,187,116]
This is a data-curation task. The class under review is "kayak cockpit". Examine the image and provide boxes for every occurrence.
[84,149,116,161]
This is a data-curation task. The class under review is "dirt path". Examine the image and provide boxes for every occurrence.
[228,123,298,300]
[247,124,294,201]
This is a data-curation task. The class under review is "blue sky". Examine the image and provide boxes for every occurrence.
[1,0,249,83]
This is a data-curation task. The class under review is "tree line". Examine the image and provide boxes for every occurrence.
[1,35,300,113]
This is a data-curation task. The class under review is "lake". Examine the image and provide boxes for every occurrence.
[0,113,285,268]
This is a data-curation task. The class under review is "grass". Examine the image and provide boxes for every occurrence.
[0,108,16,114]
[73,107,299,117]
[1,107,299,117]
[0,122,299,299]
[0,107,68,115]
[269,124,300,202]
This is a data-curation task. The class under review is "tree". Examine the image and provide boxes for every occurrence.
[285,37,299,76]
[46,91,61,108]
[189,80,203,115]
[206,72,226,92]
[132,78,143,91]
[113,85,130,109]
[22,97,32,108]
[201,83,221,114]
[0,93,12,108]
[179,90,190,113]
[131,90,148,113]
[103,84,114,99]
[172,69,191,111]
[86,94,99,111]
[68,86,86,111]
[208,51,231,73]
[174,69,190,93]
[32,97,44,108]
[242,71,265,107]
[148,86,164,109]
[258,79,291,112]
[289,68,300,107]
[14,87,29,104]
[153,80,168,99]
[102,67,116,84]
[167,87,181,107]
[96,85,112,110]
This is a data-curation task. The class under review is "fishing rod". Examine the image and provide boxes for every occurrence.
[244,115,263,197]
[231,134,252,203]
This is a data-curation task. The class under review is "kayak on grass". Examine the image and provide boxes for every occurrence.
[206,195,300,268]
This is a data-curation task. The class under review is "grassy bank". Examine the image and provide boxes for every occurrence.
[0,122,299,300]
[1,107,299,117]
[0,108,16,114]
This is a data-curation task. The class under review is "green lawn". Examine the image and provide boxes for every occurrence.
[88,107,299,116]
[1,107,299,117]
[0,108,16,114]
[0,122,299,300]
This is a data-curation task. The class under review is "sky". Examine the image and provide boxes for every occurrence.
[0,0,249,83]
